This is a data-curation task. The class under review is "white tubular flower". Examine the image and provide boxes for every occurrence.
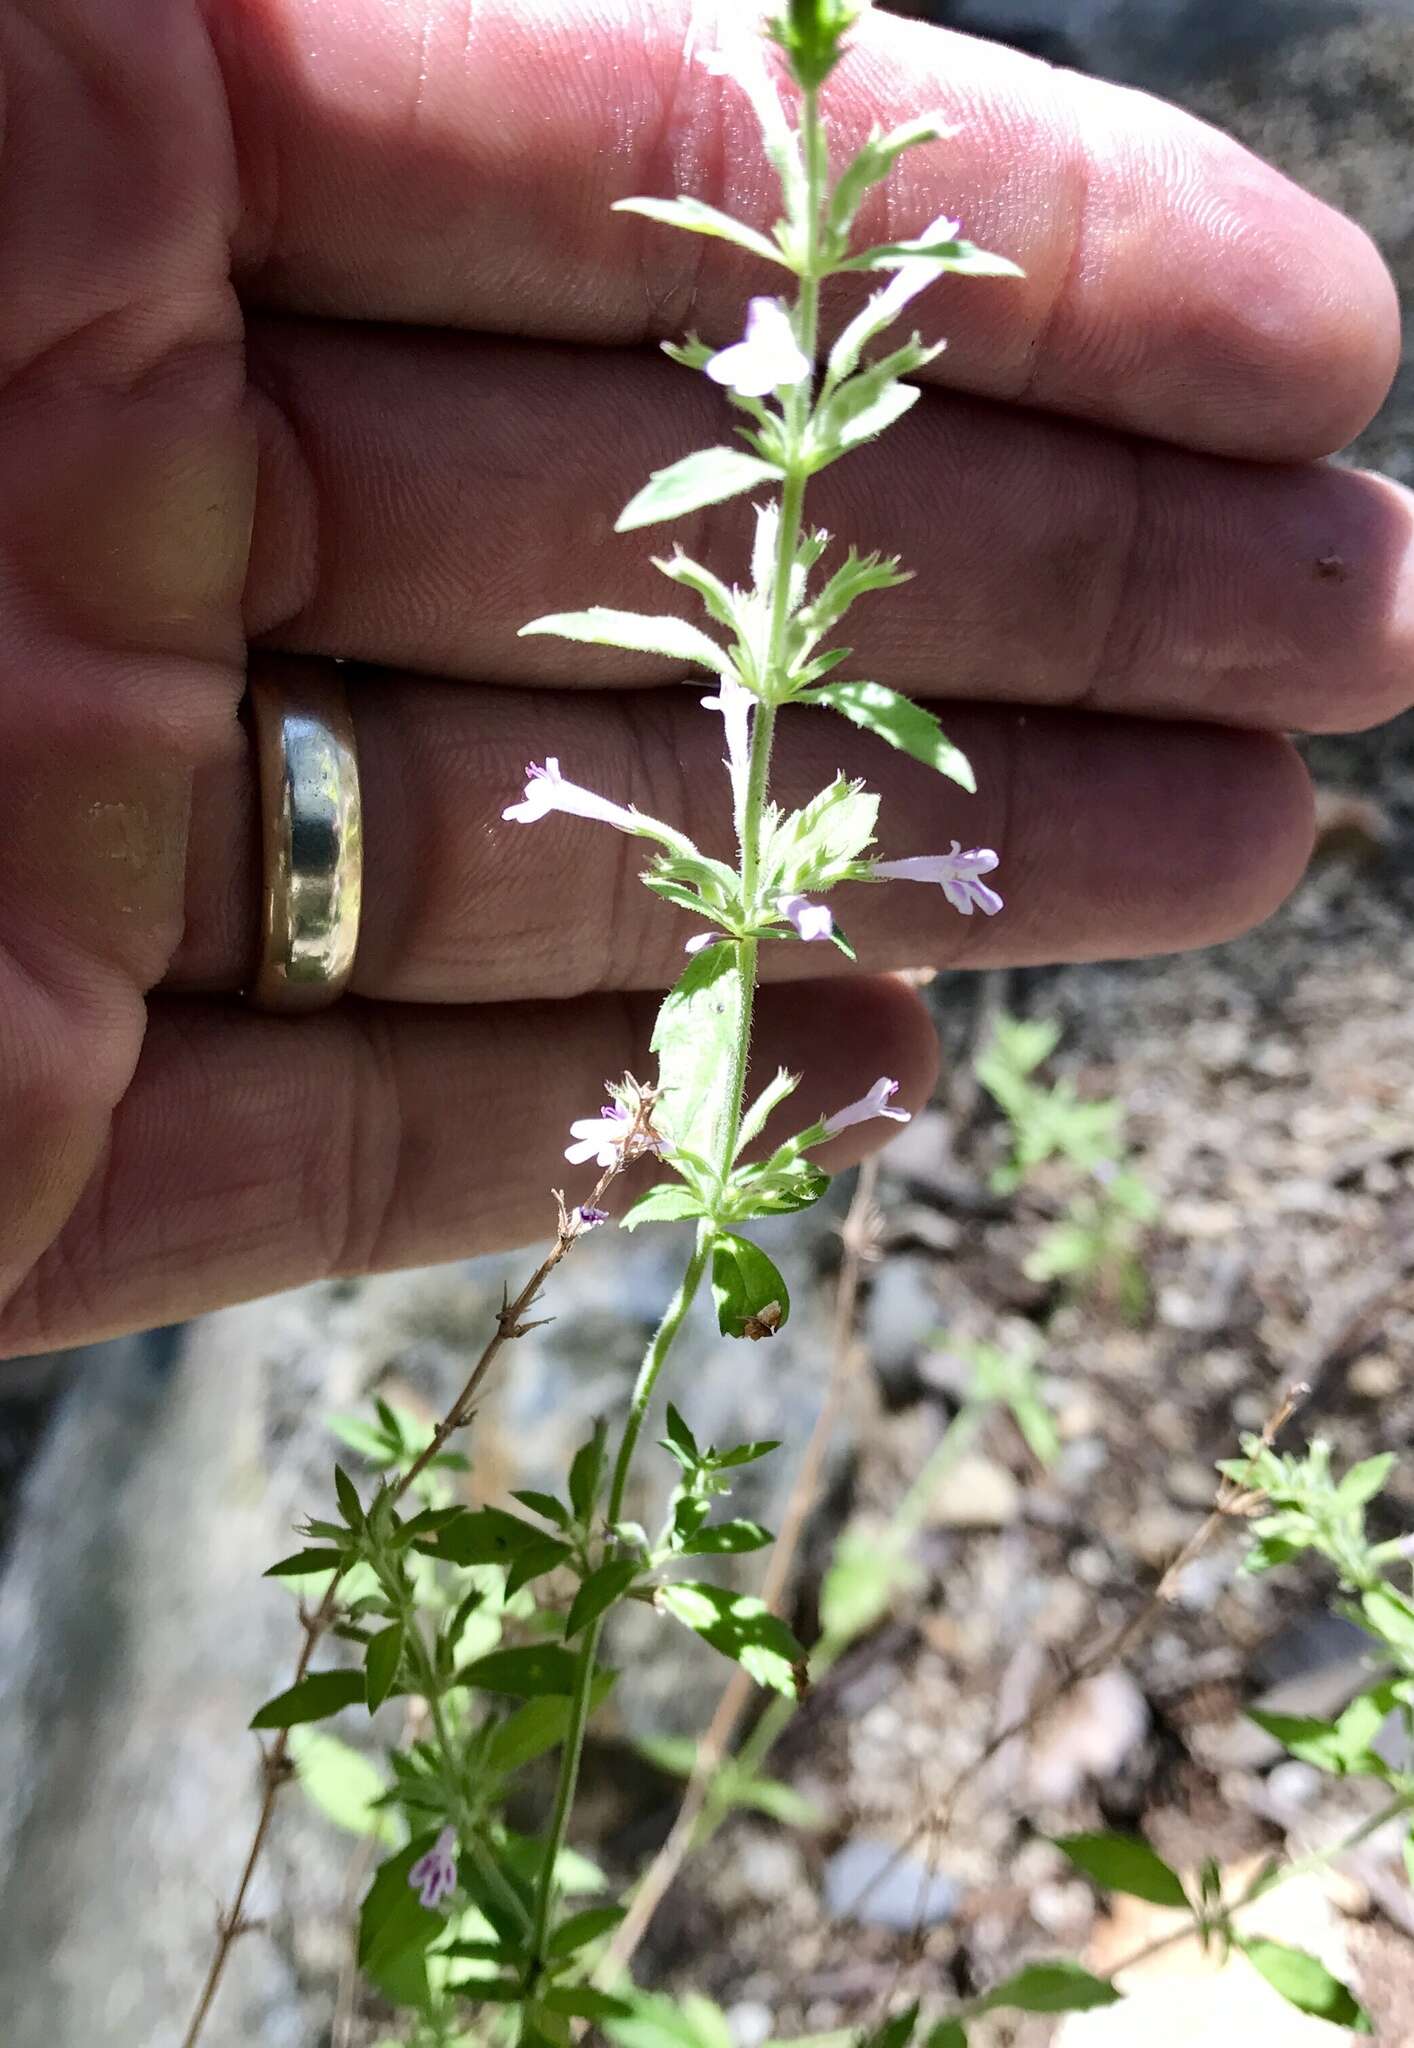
[565,1101,662,1169]
[874,843,1003,917]
[502,757,640,833]
[778,893,834,942]
[408,1828,459,1911]
[823,1077,911,1136]
[707,297,811,397]
[701,670,754,817]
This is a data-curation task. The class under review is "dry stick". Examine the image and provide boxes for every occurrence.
[181,1110,656,2048]
[852,1378,1313,1937]
[600,1157,884,1983]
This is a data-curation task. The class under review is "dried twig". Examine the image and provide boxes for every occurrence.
[181,1112,654,2048]
[599,1156,884,1982]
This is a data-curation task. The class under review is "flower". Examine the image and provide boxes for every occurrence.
[575,1205,609,1230]
[408,1827,459,1911]
[701,670,754,817]
[778,893,834,942]
[684,931,725,955]
[707,297,811,397]
[565,1101,661,1169]
[874,844,1002,917]
[822,1077,911,1136]
[503,757,640,833]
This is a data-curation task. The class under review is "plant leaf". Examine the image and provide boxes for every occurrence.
[519,607,732,675]
[976,1962,1122,2015]
[613,195,790,269]
[542,1987,635,2020]
[843,235,1024,279]
[364,1622,404,1712]
[569,1420,608,1523]
[617,447,782,533]
[658,1581,806,1697]
[334,1464,365,1531]
[264,1548,347,1578]
[861,2003,919,2048]
[652,944,747,1162]
[566,1559,640,1639]
[484,1676,617,1773]
[810,680,975,792]
[547,1904,628,1960]
[680,1519,774,1555]
[1239,1940,1372,2030]
[251,1669,365,1730]
[620,1183,709,1232]
[1053,1832,1188,1909]
[711,1232,791,1338]
[735,1068,800,1155]
[289,1727,398,1844]
[512,1490,572,1530]
[458,1645,588,1697]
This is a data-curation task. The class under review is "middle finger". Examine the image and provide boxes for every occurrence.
[244,319,1414,738]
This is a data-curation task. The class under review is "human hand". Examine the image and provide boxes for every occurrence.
[2,0,1408,1356]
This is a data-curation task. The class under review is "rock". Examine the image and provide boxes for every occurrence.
[822,1837,962,1930]
[928,1454,1021,1528]
[1028,1670,1150,1805]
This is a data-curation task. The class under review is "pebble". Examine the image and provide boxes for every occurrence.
[822,1837,962,1930]
[928,1454,1021,1528]
[1028,1670,1150,1804]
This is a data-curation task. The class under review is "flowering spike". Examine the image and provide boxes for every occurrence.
[408,1827,459,1911]
[707,297,812,398]
[822,1076,911,1136]
[874,843,1003,917]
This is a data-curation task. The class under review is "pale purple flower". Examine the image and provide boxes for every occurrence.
[409,1827,459,1911]
[707,297,811,398]
[503,757,639,834]
[778,893,834,943]
[701,671,754,816]
[874,844,1003,917]
[823,1077,912,1137]
[684,931,724,955]
[565,1101,661,1169]
[575,1205,609,1230]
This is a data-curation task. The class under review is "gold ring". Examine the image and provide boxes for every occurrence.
[248,669,363,1012]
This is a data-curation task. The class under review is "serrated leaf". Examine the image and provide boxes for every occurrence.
[711,1232,790,1339]
[289,1727,398,1844]
[458,1644,587,1696]
[364,1622,404,1712]
[680,1519,774,1555]
[519,607,732,675]
[976,1963,1122,2015]
[265,1548,347,1578]
[617,448,782,533]
[613,195,790,269]
[251,1669,365,1730]
[1239,1940,1372,2030]
[620,1183,709,1232]
[566,1559,640,1639]
[811,680,975,792]
[658,1582,805,1697]
[1054,1832,1188,1909]
[652,943,747,1162]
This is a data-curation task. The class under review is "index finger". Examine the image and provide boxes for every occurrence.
[207,0,1399,459]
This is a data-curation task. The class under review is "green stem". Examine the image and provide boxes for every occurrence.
[527,1237,712,1977]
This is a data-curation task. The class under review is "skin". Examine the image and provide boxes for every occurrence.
[0,0,1409,1357]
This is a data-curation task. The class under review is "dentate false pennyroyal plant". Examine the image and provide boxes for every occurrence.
[193,6,1024,2044]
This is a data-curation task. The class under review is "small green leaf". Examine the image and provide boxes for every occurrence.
[334,1464,364,1530]
[861,2003,918,2048]
[505,1534,574,1598]
[512,1490,572,1530]
[617,448,782,533]
[1249,1683,1398,1776]
[1361,1582,1414,1658]
[566,1559,640,1638]
[569,1420,608,1523]
[761,775,879,893]
[547,1904,628,1960]
[925,2027,967,2048]
[811,680,975,792]
[483,1674,616,1772]
[664,1403,700,1463]
[680,1519,774,1555]
[712,1439,781,1469]
[658,1582,806,1697]
[613,195,791,269]
[1337,1452,1396,1507]
[843,235,1024,279]
[416,1506,563,1569]
[251,1669,365,1729]
[830,377,922,452]
[976,1962,1122,2015]
[364,1622,404,1712]
[264,1548,347,1578]
[542,1987,635,2020]
[711,1231,791,1339]
[735,1068,801,1155]
[519,607,732,675]
[1239,1940,1372,2030]
[458,1644,588,1696]
[827,115,953,246]
[289,1727,398,1844]
[620,1183,708,1232]
[652,944,748,1161]
[358,1837,442,2004]
[1054,1832,1188,1910]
